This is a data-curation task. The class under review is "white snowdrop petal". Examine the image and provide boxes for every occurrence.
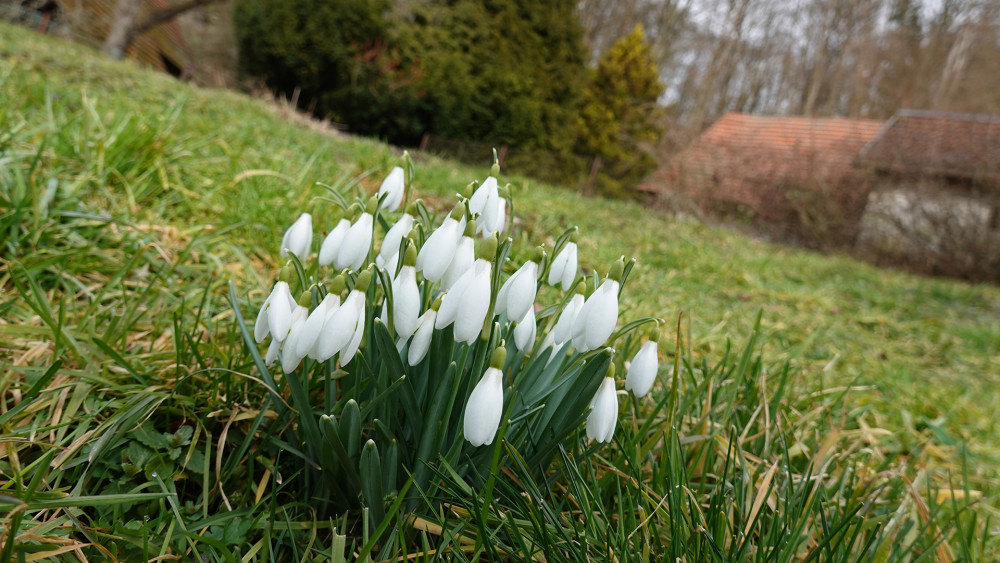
[378,167,405,212]
[281,213,313,259]
[514,307,536,352]
[584,281,619,351]
[559,243,578,291]
[296,294,338,357]
[317,291,363,360]
[319,219,351,267]
[442,236,475,289]
[392,266,420,339]
[463,367,504,446]
[554,294,584,345]
[254,292,273,343]
[586,377,618,443]
[625,341,659,398]
[268,282,293,343]
[417,217,461,282]
[379,214,414,261]
[408,310,436,365]
[336,213,374,271]
[505,262,537,322]
[265,338,280,366]
[340,309,365,364]
[454,262,492,344]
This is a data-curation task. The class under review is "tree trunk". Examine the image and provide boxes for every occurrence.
[104,0,141,60]
[103,0,220,60]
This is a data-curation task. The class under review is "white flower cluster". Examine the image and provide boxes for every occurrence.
[253,156,661,448]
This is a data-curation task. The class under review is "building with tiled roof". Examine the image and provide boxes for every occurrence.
[643,112,884,221]
[859,109,1000,186]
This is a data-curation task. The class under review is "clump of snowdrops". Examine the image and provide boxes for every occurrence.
[240,152,661,521]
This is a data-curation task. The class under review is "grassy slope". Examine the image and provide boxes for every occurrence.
[2,20,999,523]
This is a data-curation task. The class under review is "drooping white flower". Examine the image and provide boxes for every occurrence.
[496,259,539,322]
[335,212,374,271]
[392,264,420,340]
[280,305,311,373]
[513,307,536,353]
[548,241,578,291]
[280,213,313,260]
[315,271,371,361]
[319,219,351,267]
[482,191,506,237]
[255,281,294,344]
[417,204,465,283]
[624,339,658,398]
[265,338,280,367]
[377,166,405,212]
[586,376,618,443]
[468,176,497,218]
[553,293,585,345]
[464,366,504,446]
[407,309,437,365]
[436,258,492,344]
[339,306,366,365]
[377,213,414,268]
[572,279,619,352]
[442,232,475,289]
[295,293,340,357]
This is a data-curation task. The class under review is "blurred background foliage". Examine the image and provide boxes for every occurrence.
[231,0,661,198]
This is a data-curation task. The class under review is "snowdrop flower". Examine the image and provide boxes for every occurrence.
[548,238,578,291]
[407,307,438,365]
[464,347,506,446]
[417,203,465,283]
[280,303,311,373]
[624,334,659,398]
[254,281,295,344]
[436,235,496,344]
[572,259,623,352]
[391,246,420,340]
[280,213,313,260]
[376,212,414,269]
[496,247,542,322]
[442,219,476,289]
[468,176,497,220]
[335,198,376,271]
[319,219,351,267]
[265,339,280,367]
[316,270,371,362]
[295,289,341,357]
[513,307,536,353]
[377,166,405,212]
[553,286,585,345]
[586,367,618,443]
[340,308,366,365]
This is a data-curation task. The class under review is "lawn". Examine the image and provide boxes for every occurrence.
[2,23,999,560]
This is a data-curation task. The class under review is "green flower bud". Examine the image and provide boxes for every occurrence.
[491,148,500,177]
[403,242,417,267]
[278,261,295,284]
[608,256,625,282]
[354,268,374,293]
[365,195,379,215]
[477,233,498,261]
[489,344,507,369]
[296,290,313,308]
[530,245,545,263]
[605,361,616,379]
[463,218,478,237]
[449,202,467,221]
[328,274,347,295]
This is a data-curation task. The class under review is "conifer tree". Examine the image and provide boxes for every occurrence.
[575,25,665,198]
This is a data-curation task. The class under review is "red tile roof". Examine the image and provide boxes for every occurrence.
[645,112,883,214]
[859,109,1000,181]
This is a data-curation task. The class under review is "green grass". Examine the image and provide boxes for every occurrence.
[2,22,999,559]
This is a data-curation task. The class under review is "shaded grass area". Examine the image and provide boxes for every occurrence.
[1,23,999,558]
